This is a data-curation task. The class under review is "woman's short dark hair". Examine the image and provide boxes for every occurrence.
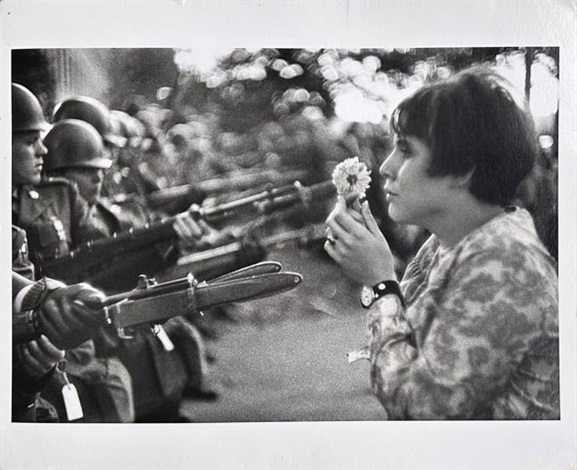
[390,67,538,206]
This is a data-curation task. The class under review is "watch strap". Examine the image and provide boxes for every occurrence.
[371,280,405,307]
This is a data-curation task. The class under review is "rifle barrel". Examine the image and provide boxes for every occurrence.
[258,180,336,214]
[147,169,309,210]
[198,181,305,220]
[175,223,327,268]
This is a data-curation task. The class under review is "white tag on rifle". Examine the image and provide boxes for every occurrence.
[62,382,83,421]
[154,325,175,351]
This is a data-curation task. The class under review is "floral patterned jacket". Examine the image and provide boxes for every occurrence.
[367,207,559,420]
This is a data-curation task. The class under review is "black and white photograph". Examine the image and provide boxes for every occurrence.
[1,2,576,469]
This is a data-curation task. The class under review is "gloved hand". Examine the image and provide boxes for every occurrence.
[15,335,65,380]
[39,283,107,350]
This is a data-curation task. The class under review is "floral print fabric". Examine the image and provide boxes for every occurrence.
[368,207,559,420]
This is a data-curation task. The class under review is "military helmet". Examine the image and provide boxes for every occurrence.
[43,119,112,171]
[53,96,126,148]
[12,83,49,133]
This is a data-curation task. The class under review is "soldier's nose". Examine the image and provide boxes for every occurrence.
[36,140,48,156]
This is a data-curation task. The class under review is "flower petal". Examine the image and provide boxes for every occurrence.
[332,156,372,198]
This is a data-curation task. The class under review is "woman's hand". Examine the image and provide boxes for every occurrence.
[325,197,397,286]
[16,335,64,379]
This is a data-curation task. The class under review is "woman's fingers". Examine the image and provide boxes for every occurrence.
[361,200,382,235]
[324,238,337,257]
[329,206,372,245]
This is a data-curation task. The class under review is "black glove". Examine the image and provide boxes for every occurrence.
[38,283,107,350]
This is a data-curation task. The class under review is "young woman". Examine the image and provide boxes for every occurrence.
[325,68,559,420]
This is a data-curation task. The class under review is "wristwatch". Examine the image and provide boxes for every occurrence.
[360,280,405,309]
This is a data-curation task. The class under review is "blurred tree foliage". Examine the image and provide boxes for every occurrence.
[171,47,558,132]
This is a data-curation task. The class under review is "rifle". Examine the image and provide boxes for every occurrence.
[105,261,302,334]
[14,261,302,344]
[157,223,328,282]
[41,180,336,284]
[146,168,309,213]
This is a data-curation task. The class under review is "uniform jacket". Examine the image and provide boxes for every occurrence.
[13,177,103,268]
[76,196,176,292]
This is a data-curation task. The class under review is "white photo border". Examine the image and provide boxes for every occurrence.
[1,1,575,469]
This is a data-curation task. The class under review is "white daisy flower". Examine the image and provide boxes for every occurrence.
[331,156,372,200]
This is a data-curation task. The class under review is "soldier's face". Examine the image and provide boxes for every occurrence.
[12,131,47,186]
[63,168,104,205]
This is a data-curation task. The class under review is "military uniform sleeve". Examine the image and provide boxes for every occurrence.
[12,225,35,280]
[368,247,551,419]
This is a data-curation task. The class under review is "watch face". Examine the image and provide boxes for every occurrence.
[360,286,374,307]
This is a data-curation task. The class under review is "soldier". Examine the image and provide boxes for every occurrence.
[12,224,107,422]
[42,117,218,421]
[53,96,160,199]
[12,83,136,423]
[13,85,102,265]
[106,109,153,198]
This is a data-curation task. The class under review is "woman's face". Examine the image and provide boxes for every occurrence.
[379,134,455,228]
[12,131,47,186]
[63,167,104,205]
